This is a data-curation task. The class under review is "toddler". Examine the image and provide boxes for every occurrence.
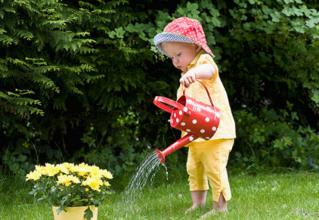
[153,17,236,219]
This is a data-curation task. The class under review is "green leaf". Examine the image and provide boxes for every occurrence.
[84,207,93,220]
[310,90,319,105]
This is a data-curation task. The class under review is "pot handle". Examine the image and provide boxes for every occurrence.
[153,96,185,114]
[182,80,215,107]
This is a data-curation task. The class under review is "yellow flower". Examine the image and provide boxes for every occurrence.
[71,163,91,177]
[101,170,113,179]
[57,162,74,174]
[82,176,102,191]
[57,174,80,187]
[103,181,110,187]
[40,163,60,177]
[26,162,113,209]
[26,171,41,181]
[34,165,46,175]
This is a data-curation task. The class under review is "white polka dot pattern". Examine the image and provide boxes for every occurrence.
[169,102,220,139]
[164,92,220,143]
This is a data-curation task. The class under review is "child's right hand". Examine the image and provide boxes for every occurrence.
[180,64,215,87]
[180,71,196,88]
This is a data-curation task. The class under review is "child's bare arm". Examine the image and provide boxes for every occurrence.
[180,64,216,87]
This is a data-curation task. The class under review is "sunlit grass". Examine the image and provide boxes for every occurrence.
[1,171,318,219]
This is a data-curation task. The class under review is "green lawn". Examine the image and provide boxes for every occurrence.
[1,171,318,220]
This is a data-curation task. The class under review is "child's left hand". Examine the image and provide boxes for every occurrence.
[179,71,196,88]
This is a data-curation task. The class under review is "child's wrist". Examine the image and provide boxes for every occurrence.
[193,71,197,79]
[188,70,197,79]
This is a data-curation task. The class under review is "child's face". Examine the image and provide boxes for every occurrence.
[161,42,200,72]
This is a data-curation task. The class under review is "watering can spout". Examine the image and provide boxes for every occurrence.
[154,133,197,164]
[155,149,165,164]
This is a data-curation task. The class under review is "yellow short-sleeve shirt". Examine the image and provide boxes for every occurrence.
[177,52,236,141]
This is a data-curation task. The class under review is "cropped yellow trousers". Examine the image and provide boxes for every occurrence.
[186,139,234,202]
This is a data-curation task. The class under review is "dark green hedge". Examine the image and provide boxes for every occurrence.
[0,0,318,181]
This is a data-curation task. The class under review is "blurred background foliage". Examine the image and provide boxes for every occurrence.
[0,0,318,188]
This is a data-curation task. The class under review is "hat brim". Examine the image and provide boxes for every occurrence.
[153,32,194,55]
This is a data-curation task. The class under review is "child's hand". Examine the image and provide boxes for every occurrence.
[179,71,196,88]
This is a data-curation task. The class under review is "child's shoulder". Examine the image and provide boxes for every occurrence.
[197,52,215,65]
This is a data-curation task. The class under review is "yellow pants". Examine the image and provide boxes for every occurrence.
[186,139,234,202]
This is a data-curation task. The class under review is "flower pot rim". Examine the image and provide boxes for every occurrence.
[52,205,98,208]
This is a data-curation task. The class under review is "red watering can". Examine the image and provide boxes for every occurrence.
[153,82,221,163]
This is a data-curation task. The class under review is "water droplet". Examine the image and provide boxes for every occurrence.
[161,163,169,181]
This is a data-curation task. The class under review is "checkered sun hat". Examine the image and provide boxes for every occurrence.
[153,17,213,56]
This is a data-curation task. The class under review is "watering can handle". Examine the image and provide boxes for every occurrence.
[153,96,185,114]
[183,80,215,107]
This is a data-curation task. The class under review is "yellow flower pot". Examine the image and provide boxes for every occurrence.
[52,206,98,220]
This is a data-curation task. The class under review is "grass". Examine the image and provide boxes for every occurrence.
[0,170,319,220]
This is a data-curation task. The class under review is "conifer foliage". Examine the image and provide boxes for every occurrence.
[0,0,130,174]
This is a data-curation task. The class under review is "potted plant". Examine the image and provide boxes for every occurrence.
[26,162,113,220]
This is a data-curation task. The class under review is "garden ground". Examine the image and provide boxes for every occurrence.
[0,171,318,220]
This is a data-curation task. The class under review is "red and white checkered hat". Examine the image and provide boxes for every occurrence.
[154,17,213,56]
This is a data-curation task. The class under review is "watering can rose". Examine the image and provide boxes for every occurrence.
[26,162,113,213]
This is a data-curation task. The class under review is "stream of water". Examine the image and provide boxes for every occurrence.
[125,151,162,195]
[112,150,169,218]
